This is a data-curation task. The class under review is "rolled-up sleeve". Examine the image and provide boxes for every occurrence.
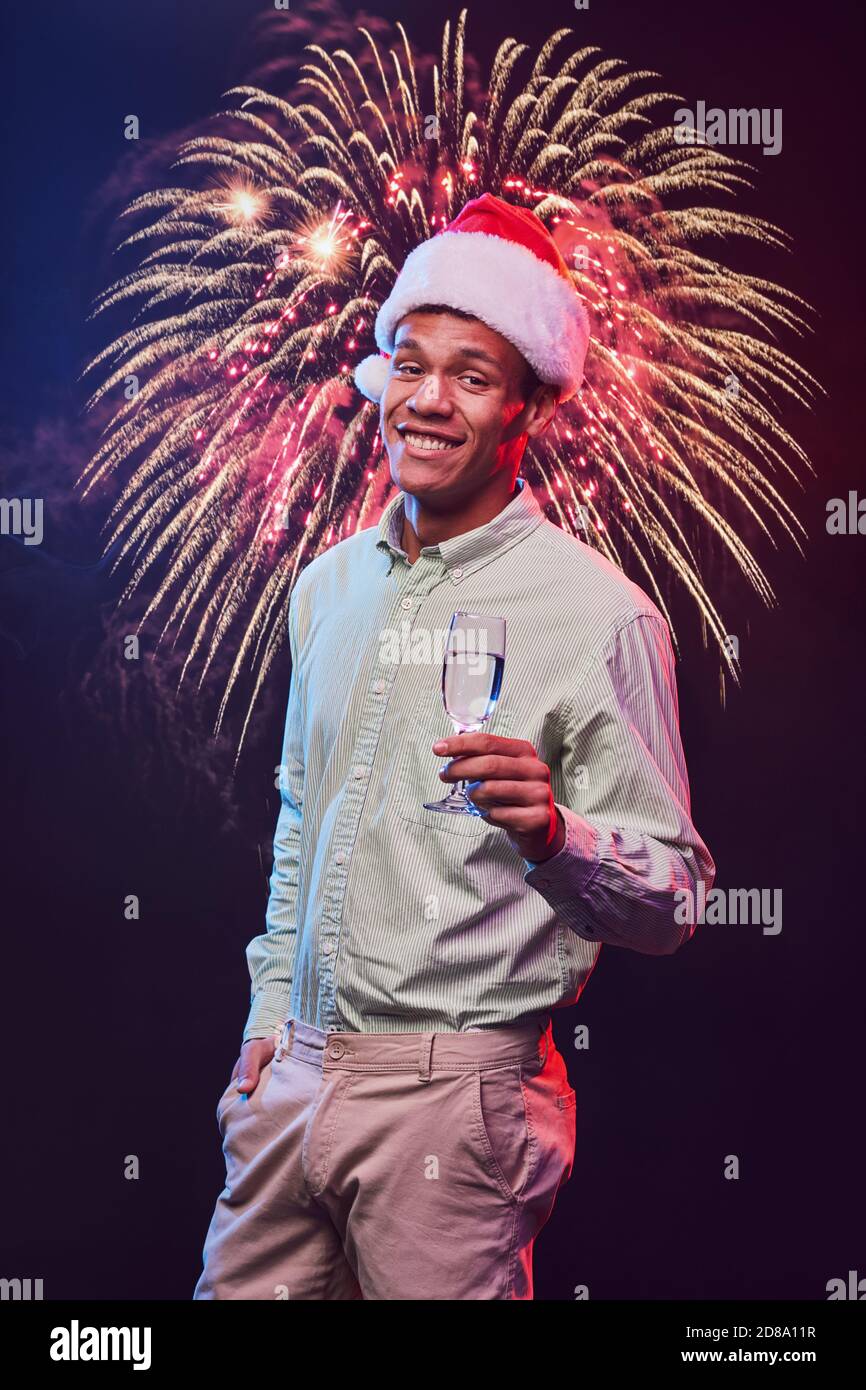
[242,593,305,1040]
[523,612,715,954]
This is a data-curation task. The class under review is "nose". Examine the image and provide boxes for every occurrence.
[406,371,455,418]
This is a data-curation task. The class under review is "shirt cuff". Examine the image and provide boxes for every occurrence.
[522,804,603,935]
[243,988,293,1043]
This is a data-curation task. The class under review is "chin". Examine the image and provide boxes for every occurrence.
[392,453,458,492]
[396,472,452,502]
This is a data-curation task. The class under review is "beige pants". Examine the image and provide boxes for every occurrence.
[193,1015,576,1300]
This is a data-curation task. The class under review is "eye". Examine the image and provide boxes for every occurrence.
[394,360,422,375]
[460,373,487,388]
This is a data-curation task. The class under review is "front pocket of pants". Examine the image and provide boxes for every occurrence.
[471,1064,534,1204]
[555,1087,577,1180]
[215,1064,274,1133]
[216,1079,242,1131]
[520,1050,577,1195]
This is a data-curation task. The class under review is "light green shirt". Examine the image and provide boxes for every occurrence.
[243,476,716,1040]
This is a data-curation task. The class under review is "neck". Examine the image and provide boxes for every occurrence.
[400,472,520,564]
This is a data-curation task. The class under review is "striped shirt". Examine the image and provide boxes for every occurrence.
[242,476,716,1040]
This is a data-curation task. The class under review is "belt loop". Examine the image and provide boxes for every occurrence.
[538,1020,549,1068]
[276,1018,295,1062]
[417,1032,435,1084]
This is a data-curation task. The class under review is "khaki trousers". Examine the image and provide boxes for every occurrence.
[193,1015,576,1300]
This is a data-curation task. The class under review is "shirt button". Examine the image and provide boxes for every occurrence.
[353,765,366,779]
[400,597,413,610]
[451,567,464,579]
[322,940,334,955]
[334,851,346,864]
[372,679,386,694]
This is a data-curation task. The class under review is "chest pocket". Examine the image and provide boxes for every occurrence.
[396,700,519,837]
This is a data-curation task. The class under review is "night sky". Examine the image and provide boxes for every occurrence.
[2,0,864,1300]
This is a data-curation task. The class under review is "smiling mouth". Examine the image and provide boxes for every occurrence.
[398,427,466,454]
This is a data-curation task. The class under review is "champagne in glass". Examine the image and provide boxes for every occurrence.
[423,611,506,815]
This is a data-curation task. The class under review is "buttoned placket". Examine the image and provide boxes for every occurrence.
[317,546,454,1032]
[315,480,544,1032]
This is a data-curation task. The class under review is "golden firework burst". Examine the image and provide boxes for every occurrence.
[80,10,819,761]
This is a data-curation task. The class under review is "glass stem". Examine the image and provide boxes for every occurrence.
[453,726,468,800]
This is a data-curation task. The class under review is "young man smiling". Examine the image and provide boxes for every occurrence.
[194,194,715,1301]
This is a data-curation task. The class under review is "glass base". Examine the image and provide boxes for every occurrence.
[422,790,484,816]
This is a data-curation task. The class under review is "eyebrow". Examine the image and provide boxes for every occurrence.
[393,338,503,371]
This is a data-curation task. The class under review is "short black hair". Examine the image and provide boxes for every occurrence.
[408,302,545,404]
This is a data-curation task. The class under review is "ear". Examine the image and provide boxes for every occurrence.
[524,384,559,439]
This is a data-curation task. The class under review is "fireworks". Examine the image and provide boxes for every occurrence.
[213,175,269,225]
[80,11,818,760]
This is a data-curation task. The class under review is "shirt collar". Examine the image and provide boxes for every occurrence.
[375,476,544,577]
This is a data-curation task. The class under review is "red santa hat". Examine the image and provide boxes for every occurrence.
[354,192,590,404]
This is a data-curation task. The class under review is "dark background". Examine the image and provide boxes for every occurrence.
[2,0,863,1300]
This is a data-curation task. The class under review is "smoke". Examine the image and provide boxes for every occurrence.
[0,404,284,838]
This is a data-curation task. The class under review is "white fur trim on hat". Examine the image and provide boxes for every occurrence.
[370,230,589,402]
[353,352,390,402]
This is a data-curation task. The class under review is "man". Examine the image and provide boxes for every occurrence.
[193,194,715,1301]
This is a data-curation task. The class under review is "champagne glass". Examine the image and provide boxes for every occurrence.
[423,610,506,815]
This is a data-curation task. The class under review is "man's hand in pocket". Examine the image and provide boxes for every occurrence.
[232,1036,277,1097]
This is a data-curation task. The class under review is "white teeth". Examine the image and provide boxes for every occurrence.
[402,431,460,452]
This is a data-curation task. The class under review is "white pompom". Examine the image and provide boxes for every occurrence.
[353,353,390,401]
